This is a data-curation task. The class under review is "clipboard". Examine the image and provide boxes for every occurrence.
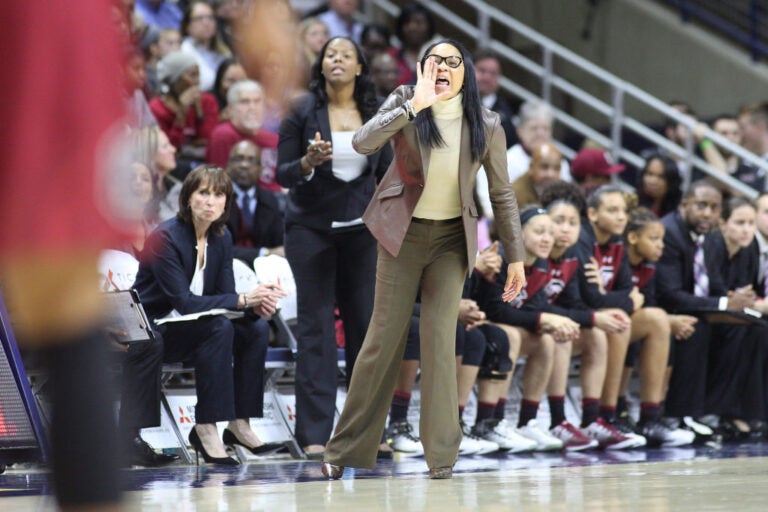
[103,289,155,344]
[678,307,768,327]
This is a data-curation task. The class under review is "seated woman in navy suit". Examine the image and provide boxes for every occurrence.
[133,164,287,464]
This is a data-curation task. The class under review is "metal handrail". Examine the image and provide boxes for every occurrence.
[365,0,765,199]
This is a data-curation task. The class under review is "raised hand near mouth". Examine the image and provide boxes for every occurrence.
[410,57,456,114]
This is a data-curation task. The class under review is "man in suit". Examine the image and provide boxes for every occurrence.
[656,180,752,433]
[225,140,284,264]
[474,48,519,149]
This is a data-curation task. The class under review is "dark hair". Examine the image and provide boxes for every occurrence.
[721,196,755,221]
[177,164,234,236]
[624,206,660,237]
[637,153,682,216]
[308,37,378,120]
[663,100,696,132]
[361,23,391,48]
[472,47,501,64]
[395,2,436,46]
[739,102,768,126]
[540,181,587,217]
[683,178,721,200]
[587,184,627,211]
[414,39,486,162]
[213,58,238,109]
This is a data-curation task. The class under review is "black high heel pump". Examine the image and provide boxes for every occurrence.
[222,428,286,455]
[189,427,240,466]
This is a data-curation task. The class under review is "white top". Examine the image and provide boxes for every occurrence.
[160,240,207,321]
[475,143,571,219]
[331,131,367,183]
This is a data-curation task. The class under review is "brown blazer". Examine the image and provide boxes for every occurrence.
[353,86,524,269]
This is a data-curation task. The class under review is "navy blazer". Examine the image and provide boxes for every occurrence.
[656,210,721,311]
[226,186,284,264]
[133,217,239,320]
[276,93,392,231]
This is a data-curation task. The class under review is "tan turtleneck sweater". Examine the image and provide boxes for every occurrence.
[412,93,464,220]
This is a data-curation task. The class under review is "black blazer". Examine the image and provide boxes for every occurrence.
[276,93,392,232]
[488,94,519,149]
[133,217,239,320]
[226,186,284,264]
[656,210,721,311]
[707,230,757,292]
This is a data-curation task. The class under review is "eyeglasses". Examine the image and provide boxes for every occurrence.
[191,14,215,22]
[426,54,463,68]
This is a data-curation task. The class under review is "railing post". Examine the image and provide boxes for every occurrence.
[478,9,490,49]
[611,86,624,174]
[542,46,552,104]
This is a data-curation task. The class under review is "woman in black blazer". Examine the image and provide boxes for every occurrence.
[277,36,392,457]
[133,165,287,465]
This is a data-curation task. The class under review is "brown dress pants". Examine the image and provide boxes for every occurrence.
[324,218,467,469]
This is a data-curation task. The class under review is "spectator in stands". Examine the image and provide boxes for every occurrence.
[317,0,364,43]
[212,58,247,117]
[133,165,287,466]
[207,79,282,193]
[276,36,392,459]
[143,27,182,97]
[322,39,525,480]
[639,101,697,182]
[473,48,518,149]
[135,0,183,30]
[636,153,683,217]
[150,50,219,164]
[570,148,625,199]
[122,161,158,256]
[211,0,242,50]
[656,180,754,439]
[709,114,767,192]
[225,140,284,263]
[511,142,563,208]
[370,52,401,97]
[180,1,232,92]
[389,2,437,86]
[476,100,571,219]
[133,124,182,221]
[298,17,330,85]
[360,23,392,64]
[739,103,768,159]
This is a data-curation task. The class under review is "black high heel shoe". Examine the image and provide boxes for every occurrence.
[189,427,240,466]
[222,428,286,455]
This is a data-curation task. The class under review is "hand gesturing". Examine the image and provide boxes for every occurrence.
[410,57,456,113]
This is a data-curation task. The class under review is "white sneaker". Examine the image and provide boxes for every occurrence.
[386,420,424,457]
[640,419,695,447]
[471,419,536,453]
[517,419,564,451]
[460,422,500,455]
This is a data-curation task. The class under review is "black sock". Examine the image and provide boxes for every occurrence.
[389,391,411,424]
[475,401,496,424]
[617,396,628,416]
[517,400,539,428]
[639,402,661,424]
[494,398,508,420]
[548,395,566,427]
[599,406,617,423]
[581,398,600,427]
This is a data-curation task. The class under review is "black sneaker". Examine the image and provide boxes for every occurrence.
[614,411,639,435]
[639,419,695,447]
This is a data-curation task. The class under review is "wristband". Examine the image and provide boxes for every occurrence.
[402,100,416,122]
[700,139,714,151]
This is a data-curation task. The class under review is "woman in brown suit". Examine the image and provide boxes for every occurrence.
[322,39,526,480]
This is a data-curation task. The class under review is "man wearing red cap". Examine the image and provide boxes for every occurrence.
[570,148,625,199]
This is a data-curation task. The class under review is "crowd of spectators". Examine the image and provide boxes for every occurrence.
[57,0,768,469]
